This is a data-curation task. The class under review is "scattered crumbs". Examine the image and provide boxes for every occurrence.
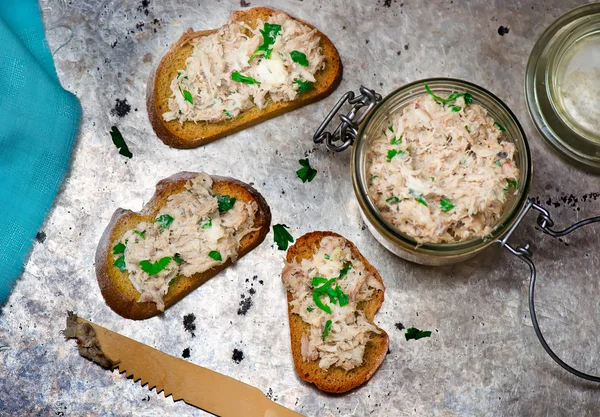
[404,43,409,51]
[266,388,277,401]
[498,26,510,36]
[110,40,118,48]
[240,0,251,6]
[249,288,256,295]
[183,313,196,337]
[238,297,253,315]
[138,0,150,16]
[232,348,244,364]
[141,396,150,402]
[110,98,131,118]
[182,348,190,358]
[365,39,370,44]
[259,280,264,285]
[142,53,153,63]
[342,25,347,30]
[397,50,401,56]
[35,231,46,243]
[394,322,405,331]
[383,0,392,6]
[252,275,258,281]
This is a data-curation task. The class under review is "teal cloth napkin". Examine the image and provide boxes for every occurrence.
[0,0,81,306]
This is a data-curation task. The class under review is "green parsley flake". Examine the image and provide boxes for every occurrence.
[312,277,329,286]
[139,256,172,276]
[199,217,212,228]
[155,214,174,230]
[109,126,132,159]
[273,224,294,250]
[307,306,314,312]
[465,125,470,133]
[313,292,332,314]
[386,196,400,204]
[440,197,454,213]
[294,79,313,93]
[409,189,428,206]
[113,255,126,272]
[405,327,432,341]
[335,285,349,306]
[494,121,506,132]
[449,104,461,112]
[425,84,472,107]
[216,195,236,213]
[322,320,333,341]
[231,71,260,85]
[290,50,309,66]
[495,160,502,167]
[297,158,317,183]
[251,23,282,60]
[339,263,352,279]
[504,179,518,191]
[387,149,403,161]
[223,110,232,118]
[324,254,330,260]
[209,250,222,261]
[134,230,146,239]
[173,253,183,265]
[391,136,402,145]
[113,242,126,255]
[182,90,193,104]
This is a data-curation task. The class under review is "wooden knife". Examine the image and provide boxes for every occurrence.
[64,313,305,417]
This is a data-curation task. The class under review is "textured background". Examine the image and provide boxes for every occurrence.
[1,0,600,416]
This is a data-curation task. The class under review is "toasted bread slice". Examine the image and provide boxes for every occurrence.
[96,172,271,320]
[146,7,343,149]
[284,231,389,393]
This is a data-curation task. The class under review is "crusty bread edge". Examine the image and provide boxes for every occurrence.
[95,172,271,320]
[283,231,389,393]
[146,6,344,149]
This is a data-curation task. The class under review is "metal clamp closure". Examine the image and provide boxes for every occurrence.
[313,86,382,152]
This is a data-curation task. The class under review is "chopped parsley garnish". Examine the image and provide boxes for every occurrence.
[134,230,146,239]
[290,50,309,66]
[335,285,349,306]
[199,217,212,228]
[312,291,332,314]
[169,278,177,286]
[208,250,222,261]
[370,175,379,181]
[504,179,518,191]
[391,136,402,145]
[231,71,260,85]
[313,278,336,293]
[216,195,236,213]
[465,125,470,133]
[294,79,313,93]
[139,256,171,276]
[388,125,393,132]
[307,306,314,312]
[324,254,330,260]
[440,197,454,213]
[405,327,432,341]
[322,320,332,341]
[425,84,472,107]
[296,158,317,183]
[251,22,282,60]
[109,126,132,158]
[112,242,126,255]
[449,105,461,112]
[495,160,502,167]
[223,110,232,118]
[155,214,174,230]
[113,256,126,272]
[339,263,352,279]
[182,90,193,104]
[173,253,183,265]
[463,93,473,104]
[177,72,182,79]
[409,189,428,206]
[494,121,506,132]
[387,149,403,161]
[312,277,329,286]
[386,196,400,204]
[273,224,294,250]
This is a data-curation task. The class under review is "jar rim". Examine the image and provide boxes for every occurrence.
[352,77,532,257]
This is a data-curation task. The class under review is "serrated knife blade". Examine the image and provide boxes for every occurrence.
[65,314,305,417]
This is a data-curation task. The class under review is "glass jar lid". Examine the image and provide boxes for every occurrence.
[526,3,600,172]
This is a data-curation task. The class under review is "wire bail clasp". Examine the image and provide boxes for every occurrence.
[313,86,382,152]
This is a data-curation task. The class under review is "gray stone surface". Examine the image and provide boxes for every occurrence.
[1,0,600,416]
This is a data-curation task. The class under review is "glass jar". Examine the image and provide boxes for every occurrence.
[348,79,532,265]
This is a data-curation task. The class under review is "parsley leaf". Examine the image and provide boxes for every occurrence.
[294,79,313,93]
[297,159,317,183]
[134,230,146,239]
[231,71,260,85]
[322,319,332,340]
[387,149,403,161]
[504,179,518,191]
[173,253,183,265]
[216,195,236,213]
[465,125,470,133]
[113,255,126,272]
[494,121,506,132]
[335,285,349,306]
[223,110,232,118]
[449,104,461,112]
[425,84,472,107]
[251,23,282,60]
[405,327,432,341]
[273,224,294,250]
[307,306,314,312]
[155,214,174,230]
[290,50,309,66]
[199,217,212,228]
[139,256,172,276]
[209,250,222,261]
[182,90,193,104]
[386,196,400,204]
[324,254,330,260]
[339,263,352,279]
[312,277,329,286]
[440,197,454,213]
[495,160,502,167]
[113,242,126,255]
[313,292,332,314]
[409,189,428,206]
[313,278,336,294]
[463,93,473,104]
[391,136,402,145]
[109,126,132,159]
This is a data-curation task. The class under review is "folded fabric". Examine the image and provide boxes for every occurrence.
[0,0,82,306]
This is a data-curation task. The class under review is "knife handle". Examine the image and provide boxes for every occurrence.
[264,401,307,417]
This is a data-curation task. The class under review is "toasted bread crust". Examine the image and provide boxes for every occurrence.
[146,7,343,149]
[284,231,389,393]
[96,172,271,320]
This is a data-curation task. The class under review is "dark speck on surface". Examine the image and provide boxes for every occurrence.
[110,98,131,118]
[182,348,190,358]
[35,231,46,243]
[138,0,150,16]
[384,0,392,6]
[238,297,253,315]
[498,26,510,36]
[183,313,196,337]
[232,348,244,363]
[404,44,409,51]
[395,322,405,331]
[240,0,251,6]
